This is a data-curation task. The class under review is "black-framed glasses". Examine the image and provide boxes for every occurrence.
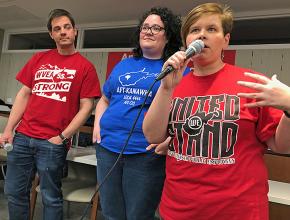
[140,24,165,35]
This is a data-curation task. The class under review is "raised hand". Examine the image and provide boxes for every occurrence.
[160,51,189,91]
[237,72,290,111]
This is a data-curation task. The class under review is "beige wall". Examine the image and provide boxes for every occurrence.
[81,51,109,87]
[235,49,290,85]
[0,30,7,131]
[0,53,33,103]
[0,48,289,104]
[0,29,3,60]
[0,117,7,133]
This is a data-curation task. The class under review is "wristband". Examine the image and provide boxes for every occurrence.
[59,133,69,145]
[284,111,290,118]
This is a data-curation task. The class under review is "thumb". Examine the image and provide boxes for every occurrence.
[146,144,157,151]
[271,74,278,81]
[92,133,101,144]
[96,130,101,143]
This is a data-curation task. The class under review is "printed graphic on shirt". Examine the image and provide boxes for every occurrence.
[119,68,157,86]
[168,94,240,165]
[32,64,76,102]
[116,68,157,106]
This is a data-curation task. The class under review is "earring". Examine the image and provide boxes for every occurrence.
[221,50,224,61]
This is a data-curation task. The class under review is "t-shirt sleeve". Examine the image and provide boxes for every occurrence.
[16,54,38,88]
[102,61,122,100]
[80,64,101,99]
[103,74,113,100]
[256,106,283,143]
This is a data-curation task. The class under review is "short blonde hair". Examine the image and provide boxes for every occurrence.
[181,3,233,47]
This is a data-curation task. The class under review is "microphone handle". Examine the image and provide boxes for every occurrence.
[156,65,174,81]
[155,47,197,81]
[3,143,13,152]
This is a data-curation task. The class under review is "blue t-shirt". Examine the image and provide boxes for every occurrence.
[100,57,189,154]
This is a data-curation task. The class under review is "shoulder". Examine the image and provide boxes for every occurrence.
[111,57,141,71]
[19,50,55,67]
[118,57,139,65]
[225,63,265,78]
[225,63,246,72]
[29,49,54,60]
[74,52,95,67]
[37,49,59,56]
[225,63,261,74]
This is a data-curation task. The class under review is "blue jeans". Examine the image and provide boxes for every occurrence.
[95,144,166,220]
[4,132,68,220]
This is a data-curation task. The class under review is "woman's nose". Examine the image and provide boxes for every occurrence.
[198,29,206,40]
[198,31,206,40]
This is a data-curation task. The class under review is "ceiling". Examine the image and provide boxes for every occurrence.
[1,0,290,30]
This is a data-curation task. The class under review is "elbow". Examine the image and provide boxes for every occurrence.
[144,134,166,144]
[142,125,153,142]
[143,132,156,144]
[80,98,94,112]
[267,134,290,154]
[271,144,290,154]
[143,124,167,144]
[270,139,290,154]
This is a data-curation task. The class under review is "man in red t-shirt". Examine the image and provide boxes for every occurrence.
[0,9,101,220]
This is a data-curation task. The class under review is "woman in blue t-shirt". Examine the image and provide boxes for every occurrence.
[93,7,183,220]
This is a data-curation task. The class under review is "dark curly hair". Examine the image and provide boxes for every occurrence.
[47,9,75,32]
[132,7,182,61]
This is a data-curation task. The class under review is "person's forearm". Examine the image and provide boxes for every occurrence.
[4,87,31,133]
[272,94,290,153]
[143,85,173,143]
[273,115,290,153]
[61,98,94,138]
[93,96,109,130]
[92,95,109,143]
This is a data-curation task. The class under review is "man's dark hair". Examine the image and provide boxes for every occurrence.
[47,9,75,32]
[132,7,182,61]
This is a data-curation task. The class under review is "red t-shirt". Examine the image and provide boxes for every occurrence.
[16,49,101,139]
[160,64,283,220]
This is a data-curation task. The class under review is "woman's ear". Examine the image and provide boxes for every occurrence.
[223,33,230,49]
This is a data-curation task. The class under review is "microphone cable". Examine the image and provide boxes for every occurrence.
[79,78,159,220]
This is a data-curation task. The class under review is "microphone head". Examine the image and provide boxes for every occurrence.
[4,143,13,152]
[185,40,205,58]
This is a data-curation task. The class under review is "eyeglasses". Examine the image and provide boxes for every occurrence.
[140,24,165,35]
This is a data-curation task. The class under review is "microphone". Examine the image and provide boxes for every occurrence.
[2,143,13,152]
[155,39,205,81]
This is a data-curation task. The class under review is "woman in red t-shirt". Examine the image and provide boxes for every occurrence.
[143,3,290,220]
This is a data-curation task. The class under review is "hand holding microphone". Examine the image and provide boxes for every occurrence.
[0,142,13,152]
[156,39,205,81]
[0,133,13,152]
[3,142,13,152]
